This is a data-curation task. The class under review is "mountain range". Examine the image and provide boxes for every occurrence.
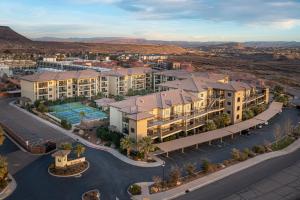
[33,36,300,48]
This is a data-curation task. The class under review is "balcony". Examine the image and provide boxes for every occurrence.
[244,93,265,104]
[79,81,90,85]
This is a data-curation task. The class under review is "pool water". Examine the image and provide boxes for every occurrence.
[49,102,107,125]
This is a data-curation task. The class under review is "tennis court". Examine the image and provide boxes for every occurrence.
[50,102,107,124]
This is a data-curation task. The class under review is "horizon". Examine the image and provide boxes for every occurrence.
[1,0,300,42]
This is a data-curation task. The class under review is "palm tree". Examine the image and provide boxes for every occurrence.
[60,142,72,150]
[139,137,155,161]
[0,156,8,183]
[0,126,5,145]
[79,111,86,122]
[75,144,86,158]
[120,136,135,157]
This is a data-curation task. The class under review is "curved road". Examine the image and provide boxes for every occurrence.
[176,148,300,200]
[0,97,299,200]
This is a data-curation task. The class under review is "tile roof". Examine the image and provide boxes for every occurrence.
[109,89,200,116]
[102,67,156,77]
[155,70,227,81]
[21,70,100,82]
[159,76,254,92]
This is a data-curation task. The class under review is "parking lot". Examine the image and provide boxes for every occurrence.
[159,107,300,171]
[0,98,71,148]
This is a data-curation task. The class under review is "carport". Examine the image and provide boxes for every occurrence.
[155,102,283,156]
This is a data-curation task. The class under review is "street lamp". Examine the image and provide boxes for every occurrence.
[162,161,166,188]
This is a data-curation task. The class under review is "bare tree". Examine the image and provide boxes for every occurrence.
[273,124,282,147]
[283,118,293,136]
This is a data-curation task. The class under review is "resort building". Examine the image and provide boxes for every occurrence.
[153,70,229,91]
[103,67,156,96]
[109,76,269,141]
[20,70,109,102]
[20,67,156,102]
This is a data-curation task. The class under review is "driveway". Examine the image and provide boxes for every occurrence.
[0,97,299,200]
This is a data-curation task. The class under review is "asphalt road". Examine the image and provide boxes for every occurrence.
[176,148,300,200]
[0,97,299,200]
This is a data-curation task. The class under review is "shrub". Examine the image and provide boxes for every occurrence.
[168,166,181,186]
[202,159,216,173]
[239,152,248,161]
[185,163,196,177]
[205,120,217,131]
[61,119,72,130]
[252,145,266,154]
[231,148,241,161]
[128,184,141,195]
[96,127,111,141]
[152,176,162,189]
[243,148,256,158]
[223,160,231,166]
[37,103,48,113]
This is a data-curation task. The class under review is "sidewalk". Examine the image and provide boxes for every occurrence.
[133,137,300,200]
[9,102,163,168]
[0,174,17,200]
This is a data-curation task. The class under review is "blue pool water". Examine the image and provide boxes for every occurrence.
[50,102,107,124]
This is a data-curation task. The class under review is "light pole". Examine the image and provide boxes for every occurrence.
[162,161,165,188]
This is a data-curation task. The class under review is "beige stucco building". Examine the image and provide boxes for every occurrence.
[109,76,269,142]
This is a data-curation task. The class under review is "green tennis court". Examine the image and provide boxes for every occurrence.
[50,102,107,125]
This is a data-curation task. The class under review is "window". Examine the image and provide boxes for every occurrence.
[237,97,241,102]
[227,111,231,114]
[227,102,231,106]
[49,88,52,91]
[227,92,232,97]
[200,93,204,97]
[237,114,240,120]
[49,95,52,98]
[237,106,240,111]
[131,128,135,133]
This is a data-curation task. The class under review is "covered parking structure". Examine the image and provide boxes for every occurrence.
[155,102,283,156]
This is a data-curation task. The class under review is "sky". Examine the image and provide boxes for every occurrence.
[1,0,300,41]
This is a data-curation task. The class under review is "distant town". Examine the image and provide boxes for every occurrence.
[0,26,299,200]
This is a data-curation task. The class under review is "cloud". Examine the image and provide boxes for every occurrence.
[76,0,300,27]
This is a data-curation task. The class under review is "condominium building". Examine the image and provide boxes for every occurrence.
[153,70,229,91]
[103,67,155,96]
[158,76,269,124]
[109,76,269,141]
[20,67,156,102]
[20,70,109,102]
[109,89,205,141]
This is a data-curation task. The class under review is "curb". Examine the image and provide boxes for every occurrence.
[0,174,17,200]
[9,101,163,168]
[133,137,300,200]
[48,161,90,178]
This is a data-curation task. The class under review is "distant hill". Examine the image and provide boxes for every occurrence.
[33,37,300,48]
[0,26,187,54]
[0,26,32,44]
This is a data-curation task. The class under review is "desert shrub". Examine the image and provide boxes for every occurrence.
[128,184,141,195]
[223,160,231,166]
[231,148,241,161]
[202,159,216,173]
[252,145,266,154]
[239,152,248,161]
[243,148,256,157]
[168,166,181,186]
[185,163,196,177]
[61,119,72,130]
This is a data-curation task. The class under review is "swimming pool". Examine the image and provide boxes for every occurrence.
[49,102,107,125]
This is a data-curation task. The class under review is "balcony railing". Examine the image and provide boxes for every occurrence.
[147,107,223,127]
[148,119,206,138]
